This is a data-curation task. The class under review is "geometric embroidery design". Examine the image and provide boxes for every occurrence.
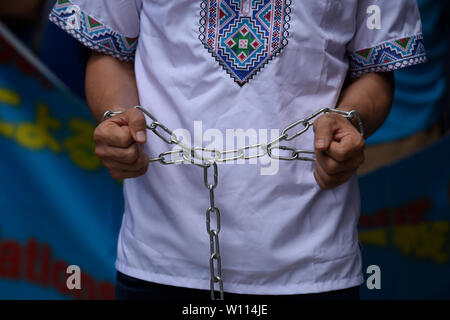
[348,34,427,78]
[49,0,138,62]
[199,0,292,86]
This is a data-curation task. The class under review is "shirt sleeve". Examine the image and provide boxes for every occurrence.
[49,0,142,62]
[347,0,427,78]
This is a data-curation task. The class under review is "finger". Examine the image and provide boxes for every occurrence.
[102,152,149,172]
[327,133,365,162]
[108,165,149,180]
[95,143,140,165]
[123,108,147,143]
[94,122,134,148]
[316,150,365,175]
[313,169,327,190]
[313,115,337,151]
[314,159,354,190]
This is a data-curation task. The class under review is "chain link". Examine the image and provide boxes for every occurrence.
[103,105,364,300]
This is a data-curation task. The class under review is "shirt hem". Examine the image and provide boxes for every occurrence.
[349,34,427,78]
[350,56,427,78]
[115,260,364,295]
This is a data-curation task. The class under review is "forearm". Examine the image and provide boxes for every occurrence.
[85,52,140,123]
[337,72,395,138]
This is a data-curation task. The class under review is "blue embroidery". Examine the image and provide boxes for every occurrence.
[349,35,427,77]
[199,0,291,86]
[49,0,138,62]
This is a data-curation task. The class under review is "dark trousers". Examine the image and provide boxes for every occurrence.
[115,271,360,301]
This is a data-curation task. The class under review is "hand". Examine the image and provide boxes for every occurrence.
[93,108,149,180]
[313,112,365,190]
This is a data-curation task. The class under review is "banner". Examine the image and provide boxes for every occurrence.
[0,23,123,299]
[359,135,450,299]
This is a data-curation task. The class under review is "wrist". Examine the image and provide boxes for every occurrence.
[98,105,136,123]
[336,106,365,137]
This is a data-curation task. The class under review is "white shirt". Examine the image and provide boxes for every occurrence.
[50,0,426,294]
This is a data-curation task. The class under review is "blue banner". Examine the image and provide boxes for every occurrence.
[0,26,123,299]
[359,135,450,299]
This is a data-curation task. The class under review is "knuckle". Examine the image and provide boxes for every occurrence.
[93,126,105,143]
[138,155,149,170]
[94,146,104,158]
[123,145,138,163]
[323,176,334,187]
[131,156,144,171]
[101,159,114,171]
[315,172,331,190]
[314,115,327,131]
[325,159,340,175]
[109,170,122,180]
[313,118,320,130]
[315,159,326,172]
[319,178,332,190]
[117,130,132,147]
[334,149,347,162]
[129,109,146,126]
[315,114,329,126]
[356,135,366,149]
[129,108,143,117]
[132,116,146,128]
[138,164,148,176]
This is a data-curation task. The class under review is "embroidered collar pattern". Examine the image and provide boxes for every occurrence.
[199,0,292,86]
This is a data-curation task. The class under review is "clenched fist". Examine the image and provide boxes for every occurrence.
[94,108,150,180]
[313,112,365,190]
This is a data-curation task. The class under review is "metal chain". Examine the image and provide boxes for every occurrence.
[204,162,224,300]
[103,105,364,300]
[129,106,363,166]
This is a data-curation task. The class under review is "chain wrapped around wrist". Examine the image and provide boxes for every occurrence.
[101,109,125,123]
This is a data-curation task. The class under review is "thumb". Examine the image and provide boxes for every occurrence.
[125,108,147,143]
[313,115,335,151]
